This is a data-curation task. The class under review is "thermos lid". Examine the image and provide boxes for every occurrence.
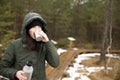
[26,61,33,66]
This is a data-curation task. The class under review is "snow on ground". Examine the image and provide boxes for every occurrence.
[56,48,120,80]
[73,48,79,50]
[61,52,120,80]
[51,40,58,45]
[57,48,79,55]
[57,48,68,55]
[0,44,2,47]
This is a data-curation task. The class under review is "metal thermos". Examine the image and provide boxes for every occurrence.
[23,61,33,80]
[34,31,42,41]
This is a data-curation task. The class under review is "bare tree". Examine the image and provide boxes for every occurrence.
[98,0,112,64]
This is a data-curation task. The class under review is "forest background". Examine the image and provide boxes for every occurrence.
[0,0,120,52]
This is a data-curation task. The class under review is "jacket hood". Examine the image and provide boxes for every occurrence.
[21,12,47,43]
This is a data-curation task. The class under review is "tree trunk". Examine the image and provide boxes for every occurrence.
[99,0,112,63]
[70,0,81,38]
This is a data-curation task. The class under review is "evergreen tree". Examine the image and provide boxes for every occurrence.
[0,0,15,49]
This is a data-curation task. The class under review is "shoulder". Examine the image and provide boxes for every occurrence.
[4,38,22,53]
[10,38,22,47]
[11,38,21,44]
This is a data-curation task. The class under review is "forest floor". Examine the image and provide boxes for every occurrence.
[61,52,120,80]
[81,55,120,80]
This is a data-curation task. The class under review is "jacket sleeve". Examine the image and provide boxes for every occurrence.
[0,42,18,80]
[45,41,60,68]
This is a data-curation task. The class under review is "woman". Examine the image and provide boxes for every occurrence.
[0,12,60,80]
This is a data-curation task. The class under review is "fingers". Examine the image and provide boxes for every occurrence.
[16,71,27,80]
[38,31,49,42]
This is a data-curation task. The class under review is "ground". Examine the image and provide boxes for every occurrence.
[81,55,120,80]
[61,53,120,80]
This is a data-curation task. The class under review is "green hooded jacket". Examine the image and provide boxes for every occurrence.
[0,12,60,80]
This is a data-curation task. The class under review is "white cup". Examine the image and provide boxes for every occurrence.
[34,31,42,41]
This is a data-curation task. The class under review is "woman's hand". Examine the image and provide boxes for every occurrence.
[16,70,27,80]
[38,31,49,42]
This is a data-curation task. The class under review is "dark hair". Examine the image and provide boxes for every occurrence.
[26,33,43,51]
[26,19,43,34]
[25,19,44,51]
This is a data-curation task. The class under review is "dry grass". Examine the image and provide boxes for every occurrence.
[114,61,120,80]
[81,56,119,67]
[81,55,120,80]
[89,71,114,80]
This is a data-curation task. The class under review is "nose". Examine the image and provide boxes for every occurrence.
[35,26,39,30]
[34,26,42,31]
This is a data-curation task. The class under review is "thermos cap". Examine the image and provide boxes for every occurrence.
[26,61,33,66]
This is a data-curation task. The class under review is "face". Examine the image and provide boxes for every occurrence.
[29,26,42,39]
